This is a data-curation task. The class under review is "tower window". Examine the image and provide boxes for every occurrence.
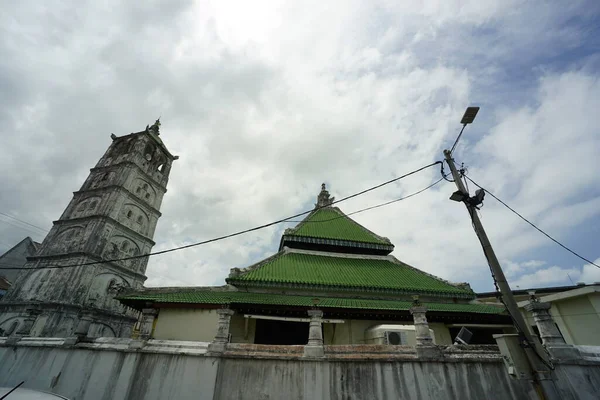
[137,216,143,224]
[127,210,133,219]
[136,187,141,194]
[101,173,108,181]
[121,241,129,251]
[89,201,97,209]
[157,163,165,173]
[145,193,150,199]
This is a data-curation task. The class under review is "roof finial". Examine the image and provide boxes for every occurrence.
[147,118,161,135]
[315,183,335,208]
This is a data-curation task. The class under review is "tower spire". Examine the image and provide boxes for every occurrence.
[315,183,334,208]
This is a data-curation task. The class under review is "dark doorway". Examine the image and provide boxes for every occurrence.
[254,319,309,345]
[449,327,506,345]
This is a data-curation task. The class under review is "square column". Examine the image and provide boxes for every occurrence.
[303,309,324,358]
[207,308,235,355]
[410,300,442,360]
[524,298,580,360]
[409,304,433,346]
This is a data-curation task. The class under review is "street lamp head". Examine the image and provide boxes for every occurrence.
[450,190,467,202]
[460,106,480,125]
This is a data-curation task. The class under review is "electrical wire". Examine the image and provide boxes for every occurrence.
[0,161,442,271]
[285,177,444,223]
[0,217,46,237]
[465,176,600,269]
[0,212,48,233]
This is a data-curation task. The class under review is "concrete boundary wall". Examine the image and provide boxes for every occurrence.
[1,338,600,400]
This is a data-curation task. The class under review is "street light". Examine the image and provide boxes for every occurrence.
[460,106,480,124]
[450,106,480,154]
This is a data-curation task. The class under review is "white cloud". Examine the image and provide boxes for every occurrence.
[579,258,600,284]
[511,266,581,289]
[0,0,599,293]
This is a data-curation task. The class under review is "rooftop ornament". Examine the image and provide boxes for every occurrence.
[315,183,335,208]
[146,118,161,135]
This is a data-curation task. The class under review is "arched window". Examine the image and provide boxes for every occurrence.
[6,321,19,336]
[145,193,150,200]
[121,241,129,251]
[126,210,133,219]
[77,202,86,212]
[136,216,143,224]
[89,201,97,209]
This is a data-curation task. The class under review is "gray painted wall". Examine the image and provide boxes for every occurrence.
[1,339,600,400]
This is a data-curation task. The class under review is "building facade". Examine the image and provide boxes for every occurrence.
[479,283,600,346]
[0,121,177,338]
[0,237,40,299]
[120,184,511,346]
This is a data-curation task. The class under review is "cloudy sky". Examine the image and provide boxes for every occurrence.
[1,0,600,292]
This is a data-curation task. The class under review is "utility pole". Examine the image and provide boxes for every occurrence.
[444,110,560,400]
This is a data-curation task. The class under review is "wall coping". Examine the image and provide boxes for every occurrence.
[1,337,599,365]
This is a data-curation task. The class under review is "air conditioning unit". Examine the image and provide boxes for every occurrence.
[364,324,436,346]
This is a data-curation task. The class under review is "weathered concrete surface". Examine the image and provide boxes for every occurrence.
[0,341,217,400]
[1,339,600,400]
[214,358,534,400]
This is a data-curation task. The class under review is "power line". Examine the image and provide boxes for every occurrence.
[465,176,600,269]
[0,217,46,238]
[0,212,48,234]
[286,177,444,223]
[0,161,442,271]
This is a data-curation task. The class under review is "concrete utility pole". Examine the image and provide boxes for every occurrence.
[444,116,561,400]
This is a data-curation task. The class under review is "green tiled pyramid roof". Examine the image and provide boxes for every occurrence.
[285,207,391,245]
[280,207,394,255]
[227,251,474,298]
[118,290,504,314]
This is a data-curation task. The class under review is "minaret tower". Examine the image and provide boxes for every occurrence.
[0,120,177,338]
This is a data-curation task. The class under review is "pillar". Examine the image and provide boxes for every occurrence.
[207,308,234,355]
[524,298,580,360]
[410,300,442,359]
[410,304,433,346]
[139,308,159,340]
[303,309,324,358]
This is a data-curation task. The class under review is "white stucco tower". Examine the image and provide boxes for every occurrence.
[0,120,177,338]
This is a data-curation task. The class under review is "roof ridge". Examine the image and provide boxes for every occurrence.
[227,249,287,280]
[329,206,392,244]
[387,255,473,295]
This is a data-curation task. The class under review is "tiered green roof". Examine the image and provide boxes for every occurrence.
[119,184,486,316]
[282,207,392,246]
[280,185,394,254]
[228,251,473,298]
[118,290,503,314]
